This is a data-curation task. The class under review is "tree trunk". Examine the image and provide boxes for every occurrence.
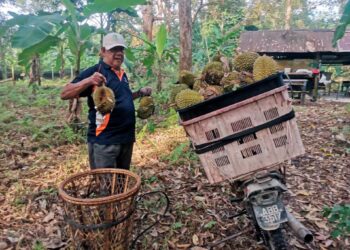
[285,0,292,30]
[67,50,82,124]
[11,65,15,85]
[157,0,171,32]
[37,56,41,86]
[142,3,154,41]
[59,44,65,78]
[0,38,6,80]
[29,54,40,85]
[179,0,192,71]
[156,59,163,91]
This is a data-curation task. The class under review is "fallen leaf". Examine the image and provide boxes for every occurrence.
[315,233,329,241]
[177,243,191,249]
[290,239,307,249]
[314,221,330,231]
[324,239,333,247]
[296,190,310,196]
[0,242,8,250]
[150,229,158,237]
[43,212,55,223]
[194,196,205,202]
[192,234,199,245]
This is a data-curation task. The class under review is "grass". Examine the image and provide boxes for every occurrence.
[0,79,86,150]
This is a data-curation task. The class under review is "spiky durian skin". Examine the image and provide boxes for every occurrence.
[137,96,155,119]
[233,52,259,72]
[212,51,222,62]
[253,55,278,81]
[220,71,241,92]
[202,62,224,85]
[193,79,206,91]
[179,70,196,88]
[169,84,189,103]
[200,85,224,100]
[175,89,204,109]
[93,86,115,115]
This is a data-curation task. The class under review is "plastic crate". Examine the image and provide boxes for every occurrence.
[178,73,305,184]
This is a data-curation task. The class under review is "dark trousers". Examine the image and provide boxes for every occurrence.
[88,143,134,170]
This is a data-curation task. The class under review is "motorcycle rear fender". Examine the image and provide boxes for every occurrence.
[245,178,287,198]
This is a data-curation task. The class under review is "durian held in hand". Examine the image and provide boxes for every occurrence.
[93,82,116,115]
[137,96,155,119]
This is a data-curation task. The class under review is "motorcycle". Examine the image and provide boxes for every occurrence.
[231,168,313,250]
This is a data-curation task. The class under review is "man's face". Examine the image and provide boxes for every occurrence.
[102,46,125,69]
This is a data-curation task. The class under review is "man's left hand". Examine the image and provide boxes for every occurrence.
[139,87,152,97]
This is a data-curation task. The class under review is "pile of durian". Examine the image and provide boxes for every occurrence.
[171,52,279,109]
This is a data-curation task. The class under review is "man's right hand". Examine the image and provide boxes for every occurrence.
[89,72,106,86]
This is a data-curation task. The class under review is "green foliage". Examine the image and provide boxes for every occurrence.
[171,222,183,230]
[0,80,86,149]
[137,120,157,141]
[144,176,158,185]
[204,220,217,229]
[127,26,177,85]
[156,24,167,59]
[10,13,64,49]
[33,241,45,250]
[323,204,350,238]
[166,142,198,165]
[333,0,350,46]
[159,108,178,128]
[83,0,147,16]
[346,104,350,113]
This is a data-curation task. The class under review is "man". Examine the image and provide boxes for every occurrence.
[61,33,152,170]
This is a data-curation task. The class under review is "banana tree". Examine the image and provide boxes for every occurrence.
[128,24,177,91]
[333,0,350,46]
[5,12,64,84]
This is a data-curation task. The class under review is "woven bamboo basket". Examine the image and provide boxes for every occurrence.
[58,168,141,250]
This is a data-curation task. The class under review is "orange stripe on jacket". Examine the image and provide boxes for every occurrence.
[111,68,125,81]
[96,113,110,136]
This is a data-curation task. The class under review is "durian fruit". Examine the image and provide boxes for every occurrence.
[179,70,196,88]
[169,84,189,103]
[175,89,204,109]
[202,62,224,85]
[137,96,155,119]
[212,51,222,62]
[220,71,241,92]
[239,71,255,85]
[93,85,115,115]
[193,79,207,91]
[199,85,224,100]
[253,55,278,81]
[233,52,259,72]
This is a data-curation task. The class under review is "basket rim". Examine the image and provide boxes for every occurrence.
[58,168,141,206]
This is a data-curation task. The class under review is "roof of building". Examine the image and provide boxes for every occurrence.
[238,29,350,53]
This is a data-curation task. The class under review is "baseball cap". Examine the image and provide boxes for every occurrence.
[102,33,127,50]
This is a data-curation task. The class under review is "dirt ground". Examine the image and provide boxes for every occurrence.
[0,100,349,250]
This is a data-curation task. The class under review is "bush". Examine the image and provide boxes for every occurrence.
[323,204,350,238]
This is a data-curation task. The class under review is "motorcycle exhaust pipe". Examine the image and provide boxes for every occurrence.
[286,211,313,243]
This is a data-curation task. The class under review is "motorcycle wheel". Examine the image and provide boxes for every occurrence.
[267,228,289,250]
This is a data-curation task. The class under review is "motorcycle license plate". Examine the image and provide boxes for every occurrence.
[253,202,287,229]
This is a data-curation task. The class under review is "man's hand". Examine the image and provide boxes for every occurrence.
[139,87,152,97]
[89,72,106,87]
